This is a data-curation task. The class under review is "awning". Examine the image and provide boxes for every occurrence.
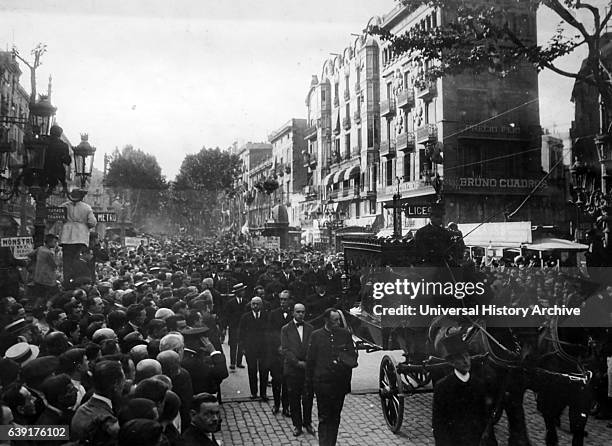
[528,238,588,252]
[343,164,360,181]
[323,171,335,186]
[333,168,346,183]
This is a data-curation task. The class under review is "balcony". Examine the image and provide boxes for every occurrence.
[333,95,339,107]
[351,146,360,157]
[416,81,436,100]
[397,89,415,109]
[381,99,396,117]
[353,111,361,125]
[416,124,438,144]
[354,81,362,95]
[397,131,415,152]
[303,185,317,198]
[330,190,339,200]
[344,89,350,102]
[342,116,351,130]
[305,122,318,140]
[380,140,396,158]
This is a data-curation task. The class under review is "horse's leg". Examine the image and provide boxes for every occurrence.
[504,383,531,446]
[568,383,591,446]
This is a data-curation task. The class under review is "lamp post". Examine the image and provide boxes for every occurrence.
[72,134,96,189]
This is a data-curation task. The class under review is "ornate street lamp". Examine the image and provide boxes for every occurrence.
[73,134,96,188]
[595,133,612,194]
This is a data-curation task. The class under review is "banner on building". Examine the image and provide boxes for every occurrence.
[1,236,34,259]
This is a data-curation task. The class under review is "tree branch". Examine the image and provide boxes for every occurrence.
[542,0,592,40]
[598,6,612,35]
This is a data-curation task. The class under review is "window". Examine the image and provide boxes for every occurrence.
[345,134,351,158]
[357,128,362,150]
[345,103,350,120]
[403,154,411,182]
[334,83,339,101]
[386,82,392,100]
[386,159,393,186]
[322,90,326,103]
[345,75,350,93]
[356,66,361,87]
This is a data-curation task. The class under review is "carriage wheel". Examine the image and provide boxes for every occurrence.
[379,355,405,433]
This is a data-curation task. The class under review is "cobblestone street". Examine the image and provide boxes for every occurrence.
[219,391,612,445]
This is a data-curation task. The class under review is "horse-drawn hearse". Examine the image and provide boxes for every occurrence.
[331,235,603,446]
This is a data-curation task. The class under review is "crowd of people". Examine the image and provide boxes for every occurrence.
[0,230,360,446]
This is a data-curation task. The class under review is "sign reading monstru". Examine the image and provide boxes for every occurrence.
[1,237,33,259]
[403,203,432,218]
[47,206,67,222]
[94,212,117,223]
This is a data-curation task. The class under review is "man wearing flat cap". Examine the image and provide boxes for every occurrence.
[432,333,489,446]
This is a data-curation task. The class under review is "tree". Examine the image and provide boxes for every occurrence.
[104,145,167,229]
[369,1,612,116]
[170,147,241,234]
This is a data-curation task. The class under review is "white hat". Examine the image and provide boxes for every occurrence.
[4,342,39,366]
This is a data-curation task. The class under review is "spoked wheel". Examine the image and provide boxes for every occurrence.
[379,354,405,433]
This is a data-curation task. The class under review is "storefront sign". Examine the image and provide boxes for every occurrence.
[452,177,545,189]
[403,203,432,218]
[1,236,33,259]
[94,211,117,223]
[47,206,67,222]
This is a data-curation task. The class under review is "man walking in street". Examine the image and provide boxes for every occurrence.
[268,289,293,416]
[239,296,269,401]
[221,283,247,369]
[281,303,314,437]
[306,308,357,446]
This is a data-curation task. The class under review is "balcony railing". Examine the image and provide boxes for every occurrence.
[397,131,415,152]
[381,98,396,117]
[416,81,436,100]
[380,140,396,158]
[333,95,339,107]
[416,124,438,144]
[305,123,317,139]
[397,89,415,109]
[353,111,361,125]
[342,116,351,130]
[303,185,317,197]
[344,89,350,102]
[330,190,339,200]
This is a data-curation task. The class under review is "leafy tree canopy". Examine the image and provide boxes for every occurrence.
[369,0,612,109]
[175,146,241,193]
[105,145,166,191]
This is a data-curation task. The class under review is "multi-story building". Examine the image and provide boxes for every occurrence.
[370,3,560,231]
[232,142,272,232]
[247,157,274,230]
[0,51,30,236]
[302,32,381,245]
[268,119,307,227]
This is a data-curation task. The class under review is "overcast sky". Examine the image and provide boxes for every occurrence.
[0,0,599,178]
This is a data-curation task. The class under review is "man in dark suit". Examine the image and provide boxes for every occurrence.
[221,283,247,369]
[267,290,293,416]
[281,303,314,437]
[432,334,488,446]
[183,393,222,446]
[239,296,269,401]
[306,308,357,446]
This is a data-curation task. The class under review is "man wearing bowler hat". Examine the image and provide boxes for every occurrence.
[221,283,248,369]
[432,333,489,446]
[414,203,452,266]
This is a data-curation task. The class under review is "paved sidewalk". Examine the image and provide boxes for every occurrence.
[219,391,612,445]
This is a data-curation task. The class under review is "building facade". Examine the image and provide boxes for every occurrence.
[371,3,560,232]
[302,33,382,246]
[268,119,307,227]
